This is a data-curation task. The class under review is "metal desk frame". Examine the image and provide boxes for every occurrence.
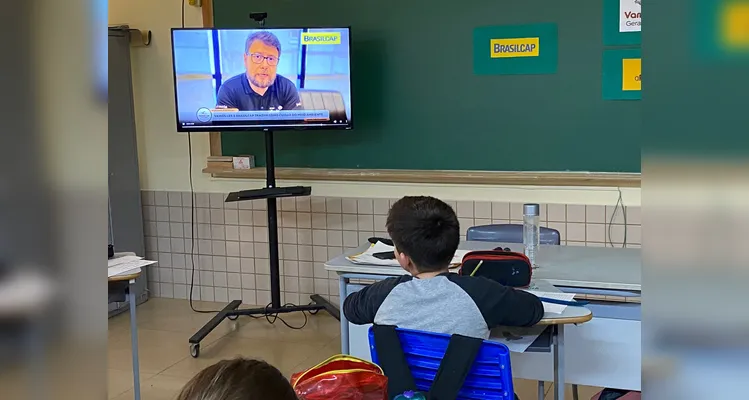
[109,268,143,400]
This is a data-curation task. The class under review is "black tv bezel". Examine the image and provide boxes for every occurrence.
[170,26,354,133]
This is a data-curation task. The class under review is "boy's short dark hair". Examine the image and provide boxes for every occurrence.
[386,196,460,272]
[176,358,298,400]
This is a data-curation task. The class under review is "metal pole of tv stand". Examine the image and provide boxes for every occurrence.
[187,130,340,358]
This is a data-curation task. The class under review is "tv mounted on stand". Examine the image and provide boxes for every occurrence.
[171,26,352,357]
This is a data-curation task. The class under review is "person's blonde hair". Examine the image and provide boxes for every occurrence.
[176,358,297,400]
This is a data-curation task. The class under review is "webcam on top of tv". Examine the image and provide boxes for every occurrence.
[249,12,268,26]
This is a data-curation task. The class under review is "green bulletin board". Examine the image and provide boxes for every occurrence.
[214,0,642,172]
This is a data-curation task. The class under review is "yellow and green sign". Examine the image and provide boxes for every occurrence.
[473,23,557,75]
[300,32,341,45]
[490,37,540,58]
[602,48,641,100]
[621,58,642,91]
[694,0,749,61]
[722,2,749,48]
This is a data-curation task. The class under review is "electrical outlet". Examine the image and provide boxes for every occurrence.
[188,0,202,6]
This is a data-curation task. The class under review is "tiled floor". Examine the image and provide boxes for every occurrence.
[108,298,601,399]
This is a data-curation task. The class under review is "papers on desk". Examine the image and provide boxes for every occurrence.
[490,325,546,353]
[524,290,577,314]
[347,242,470,267]
[108,256,157,277]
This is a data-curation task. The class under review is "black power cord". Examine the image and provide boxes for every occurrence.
[181,0,309,330]
[607,187,629,248]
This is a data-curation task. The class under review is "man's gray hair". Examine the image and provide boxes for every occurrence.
[245,31,282,56]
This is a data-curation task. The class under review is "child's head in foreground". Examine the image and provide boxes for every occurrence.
[176,358,298,400]
[386,196,460,276]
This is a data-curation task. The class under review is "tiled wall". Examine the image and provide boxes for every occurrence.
[141,191,641,305]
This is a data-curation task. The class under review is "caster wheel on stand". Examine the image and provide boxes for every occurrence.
[228,314,239,321]
[190,343,200,358]
[308,303,320,315]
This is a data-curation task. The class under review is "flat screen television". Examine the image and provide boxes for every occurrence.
[170,27,353,132]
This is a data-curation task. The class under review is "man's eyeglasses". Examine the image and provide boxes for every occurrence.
[248,53,279,66]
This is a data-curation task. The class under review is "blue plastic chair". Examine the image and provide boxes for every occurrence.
[368,326,517,400]
[466,224,560,245]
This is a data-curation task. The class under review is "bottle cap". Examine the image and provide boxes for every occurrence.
[523,203,540,216]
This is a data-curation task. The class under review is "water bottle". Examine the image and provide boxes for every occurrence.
[523,203,540,269]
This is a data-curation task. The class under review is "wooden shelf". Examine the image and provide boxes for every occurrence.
[203,166,641,187]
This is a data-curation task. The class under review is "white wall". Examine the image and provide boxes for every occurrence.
[109,0,641,207]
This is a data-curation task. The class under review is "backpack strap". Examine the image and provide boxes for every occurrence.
[427,334,483,400]
[373,325,484,400]
[372,325,417,399]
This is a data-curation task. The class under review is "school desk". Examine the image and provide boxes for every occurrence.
[325,242,641,400]
[108,253,146,400]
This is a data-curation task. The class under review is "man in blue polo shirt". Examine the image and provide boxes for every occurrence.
[216,31,301,111]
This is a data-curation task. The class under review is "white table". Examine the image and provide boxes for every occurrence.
[325,241,641,400]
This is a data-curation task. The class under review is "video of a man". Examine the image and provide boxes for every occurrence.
[172,28,352,130]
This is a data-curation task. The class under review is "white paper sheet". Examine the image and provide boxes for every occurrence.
[524,290,577,314]
[347,242,469,267]
[108,258,157,277]
[108,255,142,267]
[489,325,546,353]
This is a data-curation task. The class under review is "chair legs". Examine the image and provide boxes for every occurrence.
[572,384,579,400]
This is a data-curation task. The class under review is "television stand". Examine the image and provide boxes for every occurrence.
[187,130,339,358]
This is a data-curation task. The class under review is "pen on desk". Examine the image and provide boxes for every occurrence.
[537,297,590,307]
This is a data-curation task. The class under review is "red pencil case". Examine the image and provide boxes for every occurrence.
[458,248,533,288]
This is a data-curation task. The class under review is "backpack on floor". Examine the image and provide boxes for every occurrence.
[592,388,641,400]
[291,354,388,400]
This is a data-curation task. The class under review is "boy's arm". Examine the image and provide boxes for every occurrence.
[342,276,409,325]
[449,275,544,328]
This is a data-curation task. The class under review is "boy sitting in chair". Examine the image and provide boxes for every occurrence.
[343,196,544,339]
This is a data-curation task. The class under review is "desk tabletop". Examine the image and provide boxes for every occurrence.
[326,241,641,291]
[108,268,142,282]
[108,252,142,282]
[538,306,592,325]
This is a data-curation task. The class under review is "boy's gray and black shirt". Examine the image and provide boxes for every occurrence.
[342,272,544,339]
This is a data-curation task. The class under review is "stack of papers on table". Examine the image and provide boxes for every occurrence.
[108,255,157,278]
[347,242,470,267]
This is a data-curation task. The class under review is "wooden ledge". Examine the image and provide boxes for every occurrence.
[203,166,640,187]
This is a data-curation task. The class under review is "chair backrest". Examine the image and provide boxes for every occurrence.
[368,326,515,400]
[298,89,347,122]
[467,224,561,245]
